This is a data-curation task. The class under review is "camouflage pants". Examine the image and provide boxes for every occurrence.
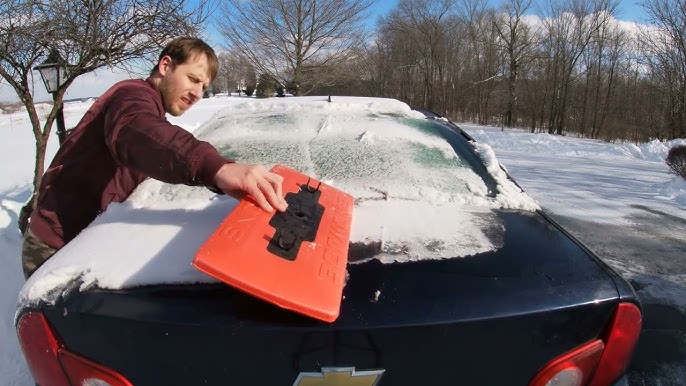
[22,227,58,279]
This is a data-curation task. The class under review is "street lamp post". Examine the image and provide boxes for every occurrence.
[35,48,69,145]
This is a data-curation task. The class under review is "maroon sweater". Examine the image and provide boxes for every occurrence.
[30,79,230,249]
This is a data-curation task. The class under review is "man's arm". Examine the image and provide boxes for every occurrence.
[103,87,286,212]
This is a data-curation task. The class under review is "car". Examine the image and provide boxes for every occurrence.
[16,96,641,386]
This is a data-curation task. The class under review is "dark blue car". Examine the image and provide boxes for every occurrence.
[16,97,641,386]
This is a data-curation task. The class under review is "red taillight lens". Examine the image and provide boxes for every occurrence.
[530,302,642,386]
[588,302,642,386]
[17,312,71,386]
[529,340,605,386]
[59,349,133,386]
[17,312,133,386]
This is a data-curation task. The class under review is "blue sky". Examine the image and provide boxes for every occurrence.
[615,0,645,22]
[368,0,646,23]
[184,0,649,48]
[205,0,647,48]
[368,0,398,26]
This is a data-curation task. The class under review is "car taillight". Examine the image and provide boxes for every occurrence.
[529,302,642,386]
[17,312,133,386]
[58,349,133,386]
[588,302,642,386]
[529,340,605,386]
[17,312,70,386]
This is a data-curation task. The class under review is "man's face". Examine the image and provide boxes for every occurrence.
[157,52,211,116]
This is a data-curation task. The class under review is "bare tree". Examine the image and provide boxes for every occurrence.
[0,0,213,233]
[212,50,256,95]
[456,0,503,125]
[358,37,393,96]
[639,0,686,140]
[216,0,374,96]
[493,0,535,127]
[585,21,627,139]
[386,0,457,111]
[539,0,619,134]
[212,52,234,94]
[374,14,423,105]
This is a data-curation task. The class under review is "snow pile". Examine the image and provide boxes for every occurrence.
[466,127,686,163]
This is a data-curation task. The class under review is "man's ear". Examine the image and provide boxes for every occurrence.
[158,55,173,76]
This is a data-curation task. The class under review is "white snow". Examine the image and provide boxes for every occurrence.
[1,95,684,384]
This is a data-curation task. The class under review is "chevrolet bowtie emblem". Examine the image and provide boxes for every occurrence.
[293,367,385,386]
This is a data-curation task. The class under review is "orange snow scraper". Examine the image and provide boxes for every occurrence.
[193,165,354,322]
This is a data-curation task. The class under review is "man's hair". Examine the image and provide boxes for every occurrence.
[150,37,218,80]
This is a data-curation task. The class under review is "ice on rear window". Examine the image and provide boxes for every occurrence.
[193,98,536,263]
[208,114,488,203]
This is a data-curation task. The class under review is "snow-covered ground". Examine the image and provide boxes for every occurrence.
[462,124,686,305]
[1,96,684,384]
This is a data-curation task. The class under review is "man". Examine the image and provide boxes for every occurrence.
[22,37,287,278]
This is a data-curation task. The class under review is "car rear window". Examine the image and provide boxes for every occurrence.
[209,112,490,204]
[186,100,531,262]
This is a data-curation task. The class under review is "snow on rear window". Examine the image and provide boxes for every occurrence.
[202,109,489,201]
[193,101,505,262]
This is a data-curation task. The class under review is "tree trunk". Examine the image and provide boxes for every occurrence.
[17,89,53,235]
[18,135,48,235]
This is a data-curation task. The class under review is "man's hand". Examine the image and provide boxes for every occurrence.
[214,163,288,212]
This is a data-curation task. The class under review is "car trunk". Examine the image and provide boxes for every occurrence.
[38,210,623,385]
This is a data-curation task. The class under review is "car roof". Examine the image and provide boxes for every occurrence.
[20,96,538,307]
